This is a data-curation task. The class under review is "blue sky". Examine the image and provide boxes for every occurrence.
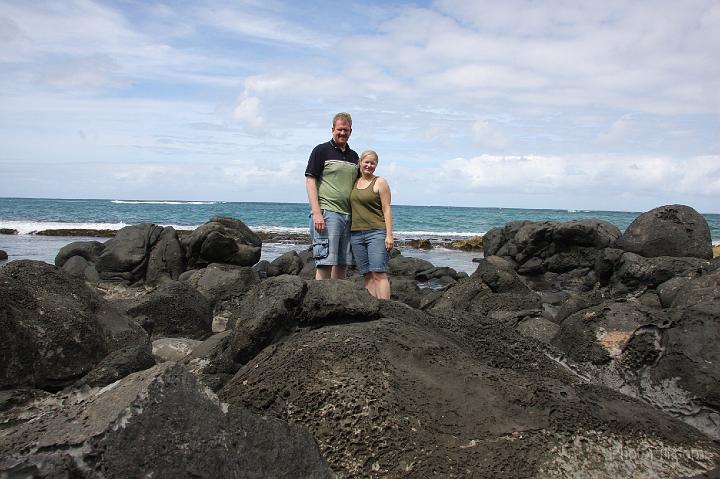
[1,0,718,212]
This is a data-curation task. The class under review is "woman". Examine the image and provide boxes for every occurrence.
[350,150,394,299]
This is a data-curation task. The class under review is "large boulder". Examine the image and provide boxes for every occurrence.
[95,224,165,283]
[145,226,186,284]
[299,279,381,326]
[54,240,106,267]
[0,363,333,478]
[60,255,100,283]
[0,261,148,390]
[552,271,720,439]
[387,255,434,277]
[482,219,621,285]
[181,263,260,304]
[228,275,307,364]
[220,305,718,478]
[0,250,7,261]
[610,252,710,292]
[118,281,213,340]
[76,344,155,388]
[615,204,713,259]
[183,216,262,268]
[64,226,185,285]
[428,256,542,316]
[267,251,304,276]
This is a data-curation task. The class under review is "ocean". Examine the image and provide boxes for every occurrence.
[1,197,719,274]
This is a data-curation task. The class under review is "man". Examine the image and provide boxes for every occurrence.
[305,112,359,279]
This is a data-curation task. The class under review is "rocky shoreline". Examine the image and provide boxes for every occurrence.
[2,204,720,477]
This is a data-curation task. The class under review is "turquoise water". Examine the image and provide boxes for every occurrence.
[2,197,718,240]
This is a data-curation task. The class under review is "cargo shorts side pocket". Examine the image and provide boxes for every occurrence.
[312,238,329,259]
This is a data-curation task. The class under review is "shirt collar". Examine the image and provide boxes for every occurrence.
[330,138,349,151]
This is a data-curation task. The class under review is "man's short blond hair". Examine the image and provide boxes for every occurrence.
[333,112,352,128]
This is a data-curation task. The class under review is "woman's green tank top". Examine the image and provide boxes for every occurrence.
[351,177,386,231]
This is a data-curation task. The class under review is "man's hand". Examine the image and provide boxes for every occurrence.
[385,235,394,250]
[313,211,325,231]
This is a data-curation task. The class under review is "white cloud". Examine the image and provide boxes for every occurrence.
[233,95,264,128]
[471,121,510,150]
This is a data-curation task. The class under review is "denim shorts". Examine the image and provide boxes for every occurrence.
[309,210,353,266]
[351,229,388,274]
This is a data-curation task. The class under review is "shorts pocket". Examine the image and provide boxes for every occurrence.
[312,238,329,259]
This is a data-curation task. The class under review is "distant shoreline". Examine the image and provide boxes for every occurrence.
[0,227,485,251]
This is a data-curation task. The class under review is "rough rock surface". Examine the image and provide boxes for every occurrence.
[183,216,262,268]
[267,250,304,276]
[117,281,213,340]
[220,304,718,478]
[0,363,333,478]
[616,204,713,259]
[482,219,621,287]
[76,344,155,388]
[428,256,542,315]
[181,263,260,304]
[299,279,381,326]
[228,275,307,363]
[0,261,149,390]
[609,252,710,292]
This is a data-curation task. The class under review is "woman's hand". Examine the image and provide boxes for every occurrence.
[385,235,394,250]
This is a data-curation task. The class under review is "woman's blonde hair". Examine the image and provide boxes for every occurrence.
[360,150,378,162]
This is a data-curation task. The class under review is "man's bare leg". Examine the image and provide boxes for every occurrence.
[331,265,347,279]
[315,265,332,280]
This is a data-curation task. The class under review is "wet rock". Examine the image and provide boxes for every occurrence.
[415,266,461,281]
[267,250,303,276]
[118,281,212,340]
[405,238,433,249]
[181,263,260,304]
[0,250,7,261]
[0,363,332,478]
[54,240,106,267]
[0,260,148,390]
[76,344,155,387]
[616,204,713,259]
[183,216,262,269]
[0,228,18,235]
